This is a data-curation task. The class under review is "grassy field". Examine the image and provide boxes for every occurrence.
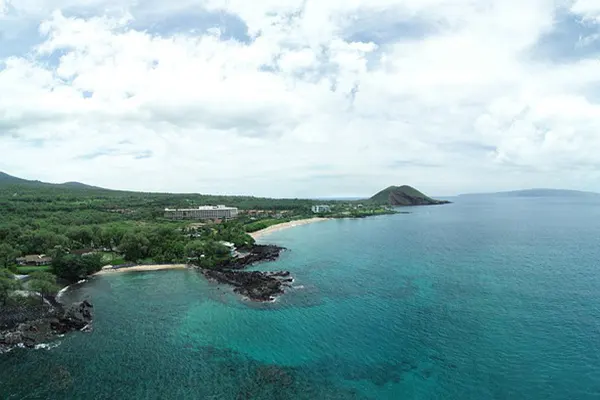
[16,266,52,274]
[100,252,127,266]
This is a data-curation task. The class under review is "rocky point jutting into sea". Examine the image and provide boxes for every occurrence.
[0,298,93,352]
[195,244,292,302]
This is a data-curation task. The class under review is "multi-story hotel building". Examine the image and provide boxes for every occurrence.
[164,205,239,220]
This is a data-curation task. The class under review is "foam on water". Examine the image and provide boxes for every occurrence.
[57,279,88,301]
[34,342,61,351]
[56,286,70,300]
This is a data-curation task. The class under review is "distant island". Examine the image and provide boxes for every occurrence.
[460,189,600,198]
[368,185,451,206]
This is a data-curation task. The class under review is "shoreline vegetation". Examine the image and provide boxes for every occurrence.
[94,219,331,274]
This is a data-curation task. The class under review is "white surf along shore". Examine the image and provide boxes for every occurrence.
[250,217,331,240]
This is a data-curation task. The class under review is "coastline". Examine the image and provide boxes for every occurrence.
[93,264,188,276]
[249,217,331,240]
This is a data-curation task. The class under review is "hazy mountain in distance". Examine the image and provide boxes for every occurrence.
[460,189,600,198]
[0,171,101,189]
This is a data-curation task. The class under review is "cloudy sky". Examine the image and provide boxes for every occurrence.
[1,0,600,197]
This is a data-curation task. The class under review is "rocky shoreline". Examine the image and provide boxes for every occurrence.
[202,269,293,302]
[196,245,292,302]
[0,244,288,350]
[228,245,284,269]
[0,299,93,352]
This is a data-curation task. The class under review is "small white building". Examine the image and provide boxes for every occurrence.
[311,205,331,213]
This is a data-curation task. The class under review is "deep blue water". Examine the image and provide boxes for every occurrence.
[2,197,600,399]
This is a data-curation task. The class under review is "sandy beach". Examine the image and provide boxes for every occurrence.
[250,217,331,240]
[94,264,188,275]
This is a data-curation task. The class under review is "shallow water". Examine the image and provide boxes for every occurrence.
[2,196,600,399]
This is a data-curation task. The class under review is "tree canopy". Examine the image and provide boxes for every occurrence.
[28,272,60,304]
[51,252,104,282]
[0,243,19,269]
[0,177,320,277]
[0,268,20,305]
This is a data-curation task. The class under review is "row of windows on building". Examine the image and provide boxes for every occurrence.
[163,205,239,220]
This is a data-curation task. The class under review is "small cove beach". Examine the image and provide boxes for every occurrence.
[249,217,331,240]
[93,264,188,275]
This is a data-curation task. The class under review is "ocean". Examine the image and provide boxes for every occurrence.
[2,196,600,399]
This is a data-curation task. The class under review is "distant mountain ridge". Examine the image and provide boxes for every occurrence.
[60,181,100,189]
[0,171,100,189]
[368,185,450,206]
[0,171,33,184]
[0,171,335,211]
[460,189,600,198]
[5,171,596,201]
[0,173,447,205]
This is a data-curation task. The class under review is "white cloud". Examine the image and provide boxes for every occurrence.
[1,0,600,196]
[571,0,600,21]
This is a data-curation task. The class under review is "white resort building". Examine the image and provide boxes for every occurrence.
[311,205,331,213]
[164,205,239,220]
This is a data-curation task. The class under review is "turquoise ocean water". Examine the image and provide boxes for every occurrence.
[2,196,600,399]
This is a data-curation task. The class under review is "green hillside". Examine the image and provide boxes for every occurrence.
[0,171,32,185]
[368,185,450,206]
[0,171,321,277]
[0,171,319,217]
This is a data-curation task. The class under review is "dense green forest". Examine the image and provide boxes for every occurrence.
[0,173,327,283]
[0,172,399,290]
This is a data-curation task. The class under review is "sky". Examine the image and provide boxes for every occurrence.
[1,0,600,197]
